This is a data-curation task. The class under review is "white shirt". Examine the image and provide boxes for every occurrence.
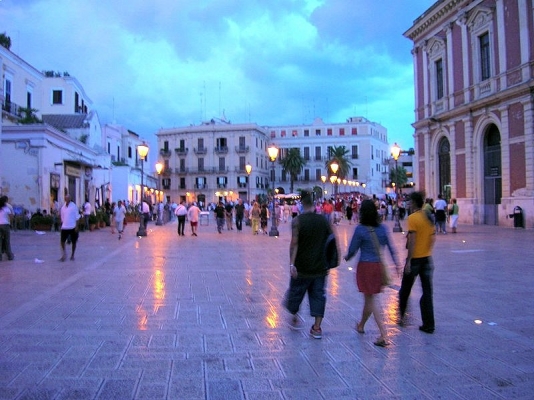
[61,201,80,229]
[0,206,12,225]
[114,205,126,222]
[83,202,91,215]
[187,205,201,222]
[434,199,447,211]
[175,204,187,216]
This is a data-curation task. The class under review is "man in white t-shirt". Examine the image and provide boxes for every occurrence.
[83,200,91,231]
[113,200,127,240]
[187,202,201,236]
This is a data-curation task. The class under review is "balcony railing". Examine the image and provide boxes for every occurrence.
[195,184,208,189]
[2,100,23,118]
[188,167,229,174]
[194,147,207,155]
[160,149,171,157]
[175,167,188,174]
[214,146,229,154]
[235,145,249,154]
[174,147,188,156]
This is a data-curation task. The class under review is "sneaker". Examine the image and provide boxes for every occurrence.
[419,325,435,334]
[310,325,322,339]
[289,315,303,330]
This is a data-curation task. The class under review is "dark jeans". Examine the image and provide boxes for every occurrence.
[399,256,435,329]
[0,224,14,260]
[284,275,327,317]
[216,217,225,233]
[177,215,186,235]
[235,215,243,231]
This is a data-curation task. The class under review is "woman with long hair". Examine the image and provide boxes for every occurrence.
[344,199,400,346]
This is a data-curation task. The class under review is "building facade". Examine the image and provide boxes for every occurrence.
[268,117,393,197]
[156,119,271,206]
[404,0,534,227]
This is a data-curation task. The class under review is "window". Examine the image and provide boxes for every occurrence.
[281,130,286,137]
[315,129,321,136]
[315,146,322,161]
[435,59,444,99]
[304,129,310,137]
[239,136,245,147]
[327,128,333,136]
[351,145,358,159]
[303,147,310,161]
[198,158,204,171]
[216,137,227,148]
[351,127,357,135]
[128,146,132,158]
[219,157,225,171]
[180,177,186,189]
[292,130,298,137]
[180,159,185,171]
[179,139,185,149]
[74,92,79,112]
[339,128,345,136]
[164,141,169,151]
[4,79,12,104]
[27,91,32,108]
[198,138,204,148]
[479,32,491,81]
[315,169,321,181]
[270,131,276,138]
[52,90,63,104]
[352,167,359,180]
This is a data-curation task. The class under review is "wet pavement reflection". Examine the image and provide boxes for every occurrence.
[0,218,533,399]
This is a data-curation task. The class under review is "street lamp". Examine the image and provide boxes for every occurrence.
[155,161,163,226]
[136,143,149,237]
[267,145,279,237]
[245,162,252,203]
[391,142,403,232]
[321,175,327,198]
[329,175,337,197]
[330,161,339,198]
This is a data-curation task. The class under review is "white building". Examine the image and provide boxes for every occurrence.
[156,118,270,206]
[0,44,111,212]
[268,117,392,197]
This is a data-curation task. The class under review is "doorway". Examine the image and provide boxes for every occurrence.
[483,124,501,225]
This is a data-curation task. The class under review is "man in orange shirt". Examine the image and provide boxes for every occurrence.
[322,200,334,224]
[398,191,436,333]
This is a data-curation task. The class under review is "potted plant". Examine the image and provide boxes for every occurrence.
[30,214,54,231]
[125,209,140,223]
[88,214,98,231]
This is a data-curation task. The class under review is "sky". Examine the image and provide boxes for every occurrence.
[1,0,436,153]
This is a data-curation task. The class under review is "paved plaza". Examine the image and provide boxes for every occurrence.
[0,215,533,399]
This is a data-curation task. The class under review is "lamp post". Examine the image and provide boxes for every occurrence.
[267,145,279,237]
[330,161,339,199]
[155,161,163,226]
[136,143,149,236]
[321,175,327,199]
[329,175,337,198]
[245,162,252,203]
[391,142,403,232]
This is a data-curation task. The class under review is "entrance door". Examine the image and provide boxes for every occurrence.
[483,124,501,225]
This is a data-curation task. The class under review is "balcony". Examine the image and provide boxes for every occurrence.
[160,149,171,157]
[195,184,208,190]
[214,146,229,154]
[235,145,249,154]
[175,167,188,174]
[2,100,23,118]
[162,184,171,190]
[351,154,359,159]
[174,147,188,156]
[194,147,207,155]
[217,184,227,189]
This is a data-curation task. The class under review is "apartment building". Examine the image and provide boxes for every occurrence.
[268,117,393,197]
[404,0,534,227]
[0,44,111,212]
[156,119,270,206]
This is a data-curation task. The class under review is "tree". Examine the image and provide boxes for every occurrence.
[279,148,307,193]
[326,145,352,179]
[0,32,11,50]
[389,165,408,189]
[18,107,42,124]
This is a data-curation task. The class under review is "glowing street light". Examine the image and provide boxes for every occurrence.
[267,145,279,237]
[136,143,149,237]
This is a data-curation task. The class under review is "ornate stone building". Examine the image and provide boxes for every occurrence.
[404,0,534,227]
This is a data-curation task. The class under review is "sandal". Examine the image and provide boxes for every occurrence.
[356,322,365,334]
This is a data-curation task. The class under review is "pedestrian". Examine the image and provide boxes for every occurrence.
[0,195,15,261]
[346,202,353,224]
[284,188,334,339]
[174,200,187,236]
[344,199,400,347]
[110,202,116,234]
[225,201,234,230]
[83,199,91,231]
[234,199,245,231]
[399,191,436,334]
[59,194,80,262]
[250,202,261,234]
[449,198,459,233]
[214,201,226,234]
[260,203,269,234]
[113,200,126,240]
[283,202,291,223]
[322,200,334,224]
[434,194,448,233]
[187,202,201,236]
[140,199,150,229]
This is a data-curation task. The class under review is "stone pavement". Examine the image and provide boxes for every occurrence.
[0,216,533,400]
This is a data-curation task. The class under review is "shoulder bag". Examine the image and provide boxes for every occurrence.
[366,226,391,286]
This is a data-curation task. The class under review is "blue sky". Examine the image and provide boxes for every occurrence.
[1,0,435,151]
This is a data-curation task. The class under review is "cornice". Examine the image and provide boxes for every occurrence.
[404,0,470,42]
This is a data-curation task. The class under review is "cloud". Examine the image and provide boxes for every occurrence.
[0,0,435,148]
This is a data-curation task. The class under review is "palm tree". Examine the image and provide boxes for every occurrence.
[389,165,408,188]
[280,148,307,193]
[326,145,352,178]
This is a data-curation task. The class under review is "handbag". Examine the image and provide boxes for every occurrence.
[367,227,391,286]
